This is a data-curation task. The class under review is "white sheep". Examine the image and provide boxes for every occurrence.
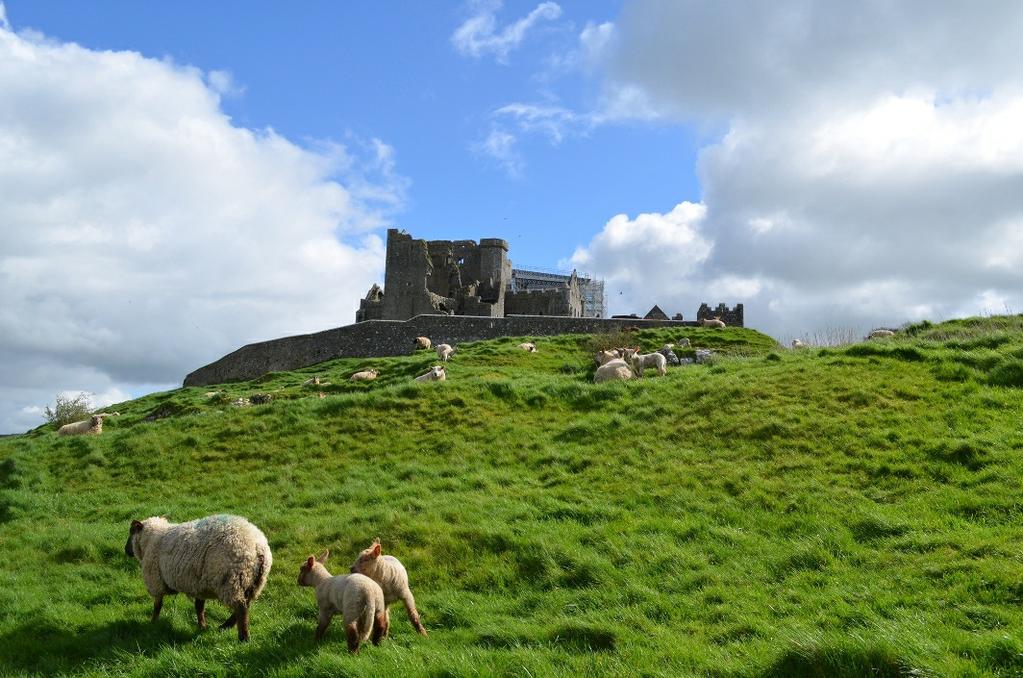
[350,539,428,637]
[699,316,727,329]
[298,550,388,651]
[57,412,118,436]
[435,343,456,361]
[414,365,446,382]
[868,329,895,339]
[593,358,636,383]
[414,336,432,350]
[791,339,806,349]
[594,349,619,366]
[124,514,272,642]
[517,342,537,352]
[632,351,668,377]
[349,369,379,382]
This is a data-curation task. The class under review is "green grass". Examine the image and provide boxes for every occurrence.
[2,319,1023,676]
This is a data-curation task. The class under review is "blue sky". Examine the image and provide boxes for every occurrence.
[9,1,700,269]
[3,1,1023,432]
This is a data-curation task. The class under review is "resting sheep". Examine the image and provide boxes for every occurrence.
[350,539,428,637]
[868,329,895,339]
[595,349,620,366]
[298,550,388,651]
[414,337,431,350]
[124,514,272,642]
[791,339,806,349]
[594,358,636,383]
[517,342,537,353]
[632,351,668,377]
[414,366,446,382]
[57,412,118,436]
[350,369,379,382]
[699,316,727,329]
[435,343,456,361]
[658,344,680,367]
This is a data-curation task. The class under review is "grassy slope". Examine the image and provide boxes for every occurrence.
[1,319,1022,677]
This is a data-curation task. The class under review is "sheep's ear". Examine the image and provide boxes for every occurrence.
[317,549,329,563]
[130,520,143,533]
[305,556,315,569]
[370,542,381,557]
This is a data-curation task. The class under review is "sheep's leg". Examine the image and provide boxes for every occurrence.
[371,611,389,646]
[195,599,207,629]
[402,592,428,637]
[345,622,360,653]
[314,611,332,642]
[236,603,250,642]
[150,595,163,623]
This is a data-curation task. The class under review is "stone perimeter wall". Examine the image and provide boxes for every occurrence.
[183,314,703,387]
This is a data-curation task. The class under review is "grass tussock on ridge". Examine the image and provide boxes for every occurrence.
[2,319,1023,676]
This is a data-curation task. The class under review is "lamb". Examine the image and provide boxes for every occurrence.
[675,338,692,349]
[435,343,456,361]
[124,514,272,642]
[57,412,118,436]
[414,365,446,382]
[699,316,727,329]
[517,342,537,352]
[593,358,636,383]
[632,351,668,377]
[414,336,432,350]
[868,329,895,339]
[350,369,379,382]
[350,539,428,637]
[658,344,680,367]
[298,550,388,651]
[594,349,620,366]
[791,339,806,349]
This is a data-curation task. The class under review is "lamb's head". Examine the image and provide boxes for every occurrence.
[90,415,103,428]
[350,539,382,575]
[298,550,330,586]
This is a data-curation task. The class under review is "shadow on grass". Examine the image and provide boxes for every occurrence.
[0,618,194,674]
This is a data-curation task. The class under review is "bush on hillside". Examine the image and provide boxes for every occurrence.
[43,392,93,428]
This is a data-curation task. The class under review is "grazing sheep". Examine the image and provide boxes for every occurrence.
[517,342,537,353]
[350,369,379,382]
[658,345,681,367]
[414,366,446,382]
[791,339,806,349]
[594,358,636,383]
[435,343,456,361]
[350,540,428,637]
[57,412,118,436]
[632,351,668,377]
[414,337,431,350]
[124,514,272,642]
[868,329,895,339]
[298,550,388,651]
[699,316,726,329]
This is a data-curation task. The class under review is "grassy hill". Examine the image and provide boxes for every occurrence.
[1,317,1022,677]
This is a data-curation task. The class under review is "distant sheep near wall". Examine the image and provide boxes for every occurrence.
[699,317,726,329]
[414,337,431,350]
[435,344,456,361]
[517,342,537,352]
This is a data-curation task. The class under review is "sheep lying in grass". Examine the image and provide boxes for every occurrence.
[435,343,456,361]
[125,514,272,642]
[299,550,388,651]
[414,336,431,350]
[57,412,118,436]
[518,342,537,352]
[632,351,668,377]
[791,339,806,349]
[594,358,636,383]
[699,316,726,329]
[350,539,428,637]
[595,349,620,366]
[302,376,322,387]
[414,366,446,382]
[350,369,379,382]
[868,329,895,339]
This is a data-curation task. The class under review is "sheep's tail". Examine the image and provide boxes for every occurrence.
[357,600,376,641]
[245,551,267,603]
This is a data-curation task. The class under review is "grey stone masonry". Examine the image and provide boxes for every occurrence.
[183,314,699,387]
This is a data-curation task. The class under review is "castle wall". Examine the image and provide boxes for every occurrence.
[697,303,745,327]
[183,314,698,387]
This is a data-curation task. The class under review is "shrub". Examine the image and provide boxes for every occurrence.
[43,392,93,428]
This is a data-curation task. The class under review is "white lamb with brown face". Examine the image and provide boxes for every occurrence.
[414,366,446,382]
[350,540,428,637]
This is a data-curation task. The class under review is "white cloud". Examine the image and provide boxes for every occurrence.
[570,2,1023,339]
[206,69,245,98]
[474,127,522,177]
[452,0,562,64]
[0,25,403,432]
[0,3,9,32]
[494,103,582,144]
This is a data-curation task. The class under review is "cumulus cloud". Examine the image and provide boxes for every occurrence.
[0,24,402,432]
[571,1,1023,340]
[452,0,562,64]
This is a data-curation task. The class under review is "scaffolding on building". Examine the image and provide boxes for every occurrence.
[509,267,607,318]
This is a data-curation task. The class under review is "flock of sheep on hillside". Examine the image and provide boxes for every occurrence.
[124,514,426,651]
